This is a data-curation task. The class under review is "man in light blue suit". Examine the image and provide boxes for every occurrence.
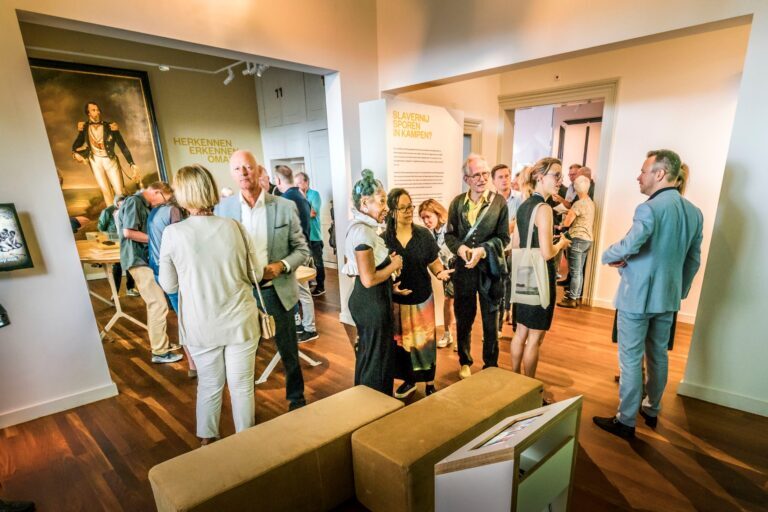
[216,150,310,410]
[594,149,703,439]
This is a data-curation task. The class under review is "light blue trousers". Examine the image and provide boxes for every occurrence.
[617,310,674,427]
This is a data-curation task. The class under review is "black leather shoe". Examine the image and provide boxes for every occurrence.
[639,409,658,428]
[593,416,635,439]
[425,384,437,396]
[0,499,36,512]
[557,278,570,287]
[394,382,417,399]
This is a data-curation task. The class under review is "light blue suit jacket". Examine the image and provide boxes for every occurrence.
[602,188,703,314]
[215,193,310,311]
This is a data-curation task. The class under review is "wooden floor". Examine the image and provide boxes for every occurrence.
[1,272,766,511]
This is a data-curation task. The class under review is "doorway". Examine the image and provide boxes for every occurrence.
[499,80,618,304]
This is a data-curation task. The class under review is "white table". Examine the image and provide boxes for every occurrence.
[255,265,323,385]
[77,239,148,339]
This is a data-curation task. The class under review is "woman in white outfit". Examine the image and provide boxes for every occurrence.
[159,164,263,445]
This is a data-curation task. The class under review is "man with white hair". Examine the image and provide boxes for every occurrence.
[444,154,510,379]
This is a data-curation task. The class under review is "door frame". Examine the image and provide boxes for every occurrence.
[496,79,618,305]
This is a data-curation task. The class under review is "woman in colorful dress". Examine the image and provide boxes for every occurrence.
[385,189,453,398]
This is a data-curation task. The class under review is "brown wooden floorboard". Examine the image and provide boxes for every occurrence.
[1,271,766,511]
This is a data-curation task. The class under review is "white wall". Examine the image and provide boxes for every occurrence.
[679,7,768,416]
[0,0,379,427]
[376,0,756,92]
[394,22,751,323]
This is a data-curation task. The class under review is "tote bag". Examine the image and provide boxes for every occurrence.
[509,203,550,308]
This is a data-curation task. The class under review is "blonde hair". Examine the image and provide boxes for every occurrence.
[173,165,219,211]
[418,198,448,227]
[521,157,561,192]
[676,163,689,196]
[574,175,591,195]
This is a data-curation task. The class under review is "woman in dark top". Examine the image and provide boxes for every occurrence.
[511,158,571,379]
[342,170,403,395]
[384,188,453,398]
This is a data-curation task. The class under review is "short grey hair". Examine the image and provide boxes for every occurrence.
[574,175,591,194]
[579,166,592,179]
[462,153,488,176]
[647,149,682,183]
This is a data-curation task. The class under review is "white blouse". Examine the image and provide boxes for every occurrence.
[342,209,389,276]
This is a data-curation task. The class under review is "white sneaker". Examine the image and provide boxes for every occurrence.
[437,332,453,348]
[152,352,183,364]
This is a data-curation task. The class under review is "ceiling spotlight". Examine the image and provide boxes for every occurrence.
[242,62,255,76]
[255,64,269,78]
[158,64,170,72]
[223,67,235,85]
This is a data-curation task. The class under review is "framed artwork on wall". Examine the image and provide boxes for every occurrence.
[0,204,33,272]
[28,58,167,238]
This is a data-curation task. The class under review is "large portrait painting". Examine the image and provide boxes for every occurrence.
[0,204,33,272]
[29,59,166,238]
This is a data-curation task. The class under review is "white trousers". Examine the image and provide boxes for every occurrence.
[187,340,258,438]
[89,155,124,207]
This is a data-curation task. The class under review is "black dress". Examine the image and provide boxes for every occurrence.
[349,252,396,395]
[515,193,556,330]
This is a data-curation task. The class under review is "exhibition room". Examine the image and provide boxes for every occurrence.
[1,2,767,511]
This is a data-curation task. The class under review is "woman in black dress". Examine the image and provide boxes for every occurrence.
[511,158,571,378]
[342,170,403,395]
[384,189,453,398]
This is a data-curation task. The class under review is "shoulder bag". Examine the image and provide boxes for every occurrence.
[234,220,277,339]
[509,203,550,308]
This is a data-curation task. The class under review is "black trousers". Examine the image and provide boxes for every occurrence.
[310,240,325,289]
[349,276,395,395]
[453,266,499,368]
[113,263,134,292]
[256,286,305,407]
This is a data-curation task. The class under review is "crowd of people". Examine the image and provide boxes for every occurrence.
[344,149,702,441]
[97,146,701,444]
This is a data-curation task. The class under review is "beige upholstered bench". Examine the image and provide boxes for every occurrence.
[149,385,403,512]
[351,367,542,512]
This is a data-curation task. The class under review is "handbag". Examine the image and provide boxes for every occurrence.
[509,203,550,308]
[233,220,277,339]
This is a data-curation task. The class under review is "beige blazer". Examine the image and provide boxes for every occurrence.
[159,216,264,347]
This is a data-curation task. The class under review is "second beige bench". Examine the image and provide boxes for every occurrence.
[351,367,542,512]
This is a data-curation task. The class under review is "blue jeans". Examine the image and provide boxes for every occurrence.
[617,311,674,427]
[566,238,592,299]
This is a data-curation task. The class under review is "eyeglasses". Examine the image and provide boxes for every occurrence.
[466,171,490,181]
[545,171,562,181]
[396,205,415,213]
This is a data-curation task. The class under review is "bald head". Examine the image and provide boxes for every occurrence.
[229,150,262,194]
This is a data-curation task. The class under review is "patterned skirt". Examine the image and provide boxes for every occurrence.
[393,294,437,382]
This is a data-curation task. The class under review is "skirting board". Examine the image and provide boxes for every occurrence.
[591,298,696,324]
[0,381,118,429]
[677,380,768,418]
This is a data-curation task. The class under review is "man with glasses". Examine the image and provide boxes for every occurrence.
[119,182,181,364]
[593,149,702,439]
[445,154,510,379]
